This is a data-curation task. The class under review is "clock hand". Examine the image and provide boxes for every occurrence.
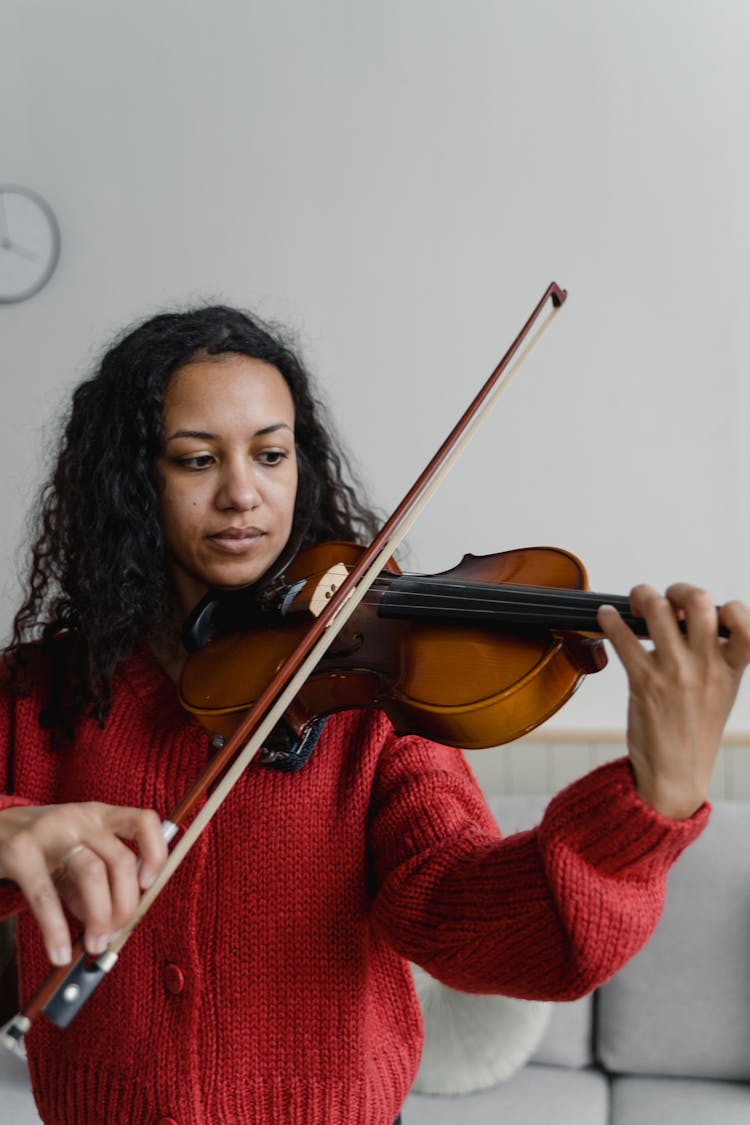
[1,238,37,261]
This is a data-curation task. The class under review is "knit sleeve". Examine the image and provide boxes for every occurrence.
[368,735,708,1001]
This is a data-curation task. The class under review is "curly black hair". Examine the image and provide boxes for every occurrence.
[8,305,380,732]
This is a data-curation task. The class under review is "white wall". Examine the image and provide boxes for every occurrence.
[2,0,749,732]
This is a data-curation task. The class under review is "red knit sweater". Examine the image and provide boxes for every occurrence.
[0,649,707,1124]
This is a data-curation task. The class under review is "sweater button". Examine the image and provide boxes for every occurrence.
[162,962,185,994]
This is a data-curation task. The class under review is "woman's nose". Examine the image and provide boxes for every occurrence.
[216,460,261,511]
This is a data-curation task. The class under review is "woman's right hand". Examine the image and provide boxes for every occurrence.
[0,802,168,966]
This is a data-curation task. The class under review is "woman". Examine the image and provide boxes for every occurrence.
[1,306,748,1124]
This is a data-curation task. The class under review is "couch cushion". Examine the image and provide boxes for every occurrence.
[0,1042,42,1123]
[597,800,750,1080]
[531,993,594,1068]
[611,1075,750,1125]
[410,963,551,1093]
[403,1063,609,1125]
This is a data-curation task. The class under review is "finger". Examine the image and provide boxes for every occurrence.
[597,603,647,677]
[0,837,72,966]
[664,583,717,651]
[70,830,140,937]
[629,584,683,655]
[99,806,168,890]
[61,846,116,955]
[719,599,750,671]
[68,808,162,948]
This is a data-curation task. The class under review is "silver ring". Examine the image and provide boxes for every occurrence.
[58,844,85,870]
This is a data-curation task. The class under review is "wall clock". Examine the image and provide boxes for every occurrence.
[0,185,61,304]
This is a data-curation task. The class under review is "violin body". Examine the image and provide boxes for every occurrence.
[179,542,608,749]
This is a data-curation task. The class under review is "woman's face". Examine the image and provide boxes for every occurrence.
[157,353,298,616]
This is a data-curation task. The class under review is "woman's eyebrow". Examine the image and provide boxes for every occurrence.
[165,429,215,442]
[165,422,294,442]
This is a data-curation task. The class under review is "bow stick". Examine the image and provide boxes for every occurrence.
[2,281,566,1052]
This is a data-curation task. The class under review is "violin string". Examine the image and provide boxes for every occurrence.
[308,572,633,621]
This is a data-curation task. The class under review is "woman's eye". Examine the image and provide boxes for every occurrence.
[178,454,215,470]
[258,450,287,466]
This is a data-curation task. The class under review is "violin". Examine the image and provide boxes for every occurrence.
[179,537,728,752]
[179,541,619,750]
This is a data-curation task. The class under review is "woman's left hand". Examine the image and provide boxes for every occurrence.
[597,584,750,819]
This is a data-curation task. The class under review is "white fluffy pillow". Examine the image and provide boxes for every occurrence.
[410,963,552,1094]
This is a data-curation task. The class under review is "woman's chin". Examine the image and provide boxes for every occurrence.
[200,555,275,591]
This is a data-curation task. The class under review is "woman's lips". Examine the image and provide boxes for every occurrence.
[206,528,264,555]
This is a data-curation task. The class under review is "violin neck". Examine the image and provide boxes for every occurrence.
[377,575,648,636]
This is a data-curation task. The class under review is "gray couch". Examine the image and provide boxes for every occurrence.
[404,793,750,1125]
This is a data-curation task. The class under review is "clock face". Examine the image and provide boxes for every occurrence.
[0,186,61,304]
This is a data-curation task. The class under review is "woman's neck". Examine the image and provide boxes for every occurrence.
[149,632,187,685]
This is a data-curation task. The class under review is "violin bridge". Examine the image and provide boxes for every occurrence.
[281,563,350,618]
[311,563,349,617]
